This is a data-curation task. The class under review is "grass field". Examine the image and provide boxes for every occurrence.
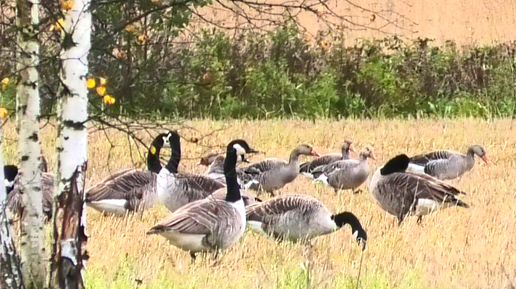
[3,119,516,289]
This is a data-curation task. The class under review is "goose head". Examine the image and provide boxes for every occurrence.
[359,147,377,160]
[332,212,367,251]
[342,140,356,154]
[379,154,410,176]
[468,145,488,164]
[197,152,221,166]
[4,165,18,194]
[151,131,175,151]
[293,144,320,157]
[227,139,258,163]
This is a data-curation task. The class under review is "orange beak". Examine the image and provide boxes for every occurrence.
[481,155,488,165]
[349,144,356,153]
[370,152,377,160]
[311,149,320,157]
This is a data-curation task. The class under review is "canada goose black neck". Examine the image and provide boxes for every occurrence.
[164,132,181,174]
[224,147,241,203]
[380,154,410,175]
[147,135,165,173]
[4,165,18,194]
[331,212,367,245]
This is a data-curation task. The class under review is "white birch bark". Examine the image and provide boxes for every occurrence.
[15,0,46,287]
[0,117,25,288]
[50,0,91,287]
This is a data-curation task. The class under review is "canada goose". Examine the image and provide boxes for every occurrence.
[299,140,355,179]
[369,154,469,225]
[157,134,254,213]
[4,165,18,194]
[7,172,54,221]
[407,145,488,180]
[85,132,173,215]
[200,140,259,185]
[242,145,320,196]
[312,147,376,194]
[246,194,366,249]
[147,142,246,260]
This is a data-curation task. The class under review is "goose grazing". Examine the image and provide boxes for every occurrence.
[299,140,355,179]
[85,132,173,215]
[246,194,367,249]
[407,145,488,180]
[147,142,246,260]
[157,134,254,213]
[312,147,376,194]
[369,154,469,225]
[242,145,320,196]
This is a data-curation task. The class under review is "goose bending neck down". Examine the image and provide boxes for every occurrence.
[243,144,319,196]
[85,132,173,215]
[246,194,367,249]
[370,154,469,225]
[299,140,355,178]
[147,142,246,260]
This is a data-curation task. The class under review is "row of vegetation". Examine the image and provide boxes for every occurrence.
[3,24,516,119]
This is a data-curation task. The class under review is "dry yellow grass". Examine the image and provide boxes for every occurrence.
[3,119,516,288]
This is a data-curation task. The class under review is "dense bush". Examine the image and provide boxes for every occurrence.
[3,23,516,119]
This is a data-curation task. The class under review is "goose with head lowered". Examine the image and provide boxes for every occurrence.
[299,140,356,179]
[157,133,255,213]
[407,145,488,180]
[85,132,174,215]
[312,147,376,194]
[370,154,469,225]
[242,144,320,196]
[246,194,367,249]
[147,142,246,260]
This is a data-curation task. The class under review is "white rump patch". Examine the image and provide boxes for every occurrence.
[244,179,259,190]
[301,172,314,179]
[160,231,207,252]
[313,174,329,185]
[87,199,128,215]
[247,220,267,235]
[416,199,440,216]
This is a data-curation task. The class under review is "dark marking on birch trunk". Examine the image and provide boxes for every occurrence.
[63,120,86,131]
[21,156,29,161]
[28,132,38,141]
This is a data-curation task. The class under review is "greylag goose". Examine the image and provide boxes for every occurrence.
[312,147,376,194]
[370,154,469,225]
[85,132,174,215]
[299,140,355,179]
[147,142,246,260]
[407,145,488,180]
[157,134,253,213]
[246,194,366,249]
[242,145,320,196]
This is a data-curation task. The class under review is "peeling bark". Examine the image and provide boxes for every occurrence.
[15,0,46,288]
[49,0,91,288]
[0,120,25,289]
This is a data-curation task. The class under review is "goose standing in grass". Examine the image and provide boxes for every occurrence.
[407,145,488,180]
[312,147,376,194]
[242,145,320,196]
[7,172,54,220]
[85,132,174,215]
[299,140,355,179]
[370,154,469,225]
[246,194,367,249]
[147,142,246,260]
[157,133,254,213]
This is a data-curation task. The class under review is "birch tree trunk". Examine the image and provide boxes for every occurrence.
[15,1,46,287]
[49,0,91,288]
[0,114,25,288]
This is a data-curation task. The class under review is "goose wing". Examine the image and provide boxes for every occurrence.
[246,195,320,223]
[85,169,156,202]
[148,199,234,235]
[7,173,55,220]
[312,159,359,176]
[174,173,225,199]
[243,159,287,175]
[409,150,456,165]
[299,154,341,173]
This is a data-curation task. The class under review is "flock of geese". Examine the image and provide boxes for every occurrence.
[3,131,488,260]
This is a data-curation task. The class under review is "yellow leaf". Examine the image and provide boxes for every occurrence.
[56,18,65,31]
[137,34,147,45]
[96,86,106,96]
[103,95,115,105]
[150,146,157,155]
[125,24,135,33]
[109,96,116,105]
[1,78,9,86]
[86,78,96,89]
[61,0,73,11]
[0,108,7,119]
[317,7,324,16]
[99,77,107,86]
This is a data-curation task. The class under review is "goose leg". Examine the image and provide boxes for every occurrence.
[268,191,275,197]
[416,216,423,225]
[190,252,197,264]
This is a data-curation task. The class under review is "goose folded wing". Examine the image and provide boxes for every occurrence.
[85,170,156,202]
[246,195,317,222]
[175,173,225,195]
[300,154,341,173]
[409,150,455,165]
[388,173,465,204]
[313,159,359,175]
[243,159,287,174]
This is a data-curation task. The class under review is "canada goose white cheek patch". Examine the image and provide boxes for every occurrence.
[233,144,246,159]
[4,179,14,187]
